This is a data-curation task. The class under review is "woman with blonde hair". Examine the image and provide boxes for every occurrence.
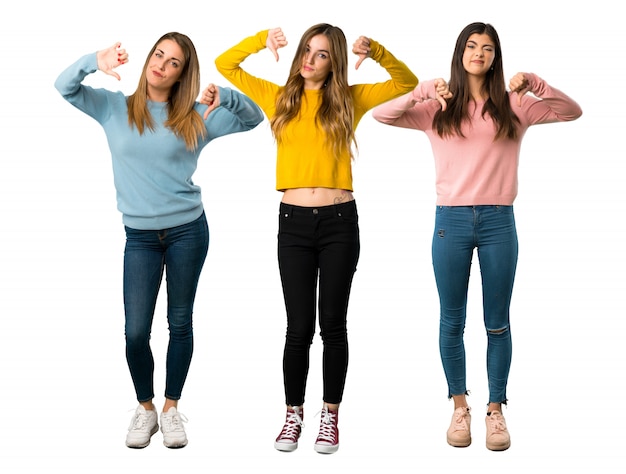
[205,23,417,454]
[55,31,263,449]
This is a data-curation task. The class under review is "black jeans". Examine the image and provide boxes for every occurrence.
[278,201,360,406]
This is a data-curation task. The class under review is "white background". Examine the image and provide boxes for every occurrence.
[1,1,624,472]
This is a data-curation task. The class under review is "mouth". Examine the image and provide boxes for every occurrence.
[152,70,164,78]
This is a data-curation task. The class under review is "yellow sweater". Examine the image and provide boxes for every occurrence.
[215,30,418,191]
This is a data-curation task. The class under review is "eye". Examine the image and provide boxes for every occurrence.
[318,53,327,59]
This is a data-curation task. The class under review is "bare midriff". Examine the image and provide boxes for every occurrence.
[281,187,354,207]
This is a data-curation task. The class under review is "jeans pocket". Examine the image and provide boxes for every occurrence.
[494,205,513,214]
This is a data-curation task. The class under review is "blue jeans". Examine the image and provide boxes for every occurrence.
[432,206,518,404]
[278,201,360,406]
[123,213,209,402]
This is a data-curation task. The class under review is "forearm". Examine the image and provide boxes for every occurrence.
[371,90,416,124]
[521,73,583,123]
[527,73,582,121]
[353,40,418,112]
[371,79,442,129]
[216,86,264,129]
[214,30,268,93]
[54,52,98,99]
[370,40,418,93]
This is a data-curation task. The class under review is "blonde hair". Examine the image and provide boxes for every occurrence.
[270,24,356,159]
[127,32,207,151]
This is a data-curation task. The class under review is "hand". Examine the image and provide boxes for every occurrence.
[96,42,128,81]
[352,36,371,70]
[434,78,453,111]
[200,83,220,120]
[266,27,288,61]
[509,72,530,107]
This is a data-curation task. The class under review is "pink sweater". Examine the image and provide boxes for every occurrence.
[372,74,582,205]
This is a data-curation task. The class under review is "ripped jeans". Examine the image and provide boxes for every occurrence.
[432,205,518,404]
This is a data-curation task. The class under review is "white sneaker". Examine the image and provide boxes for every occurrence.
[160,407,188,448]
[126,405,158,448]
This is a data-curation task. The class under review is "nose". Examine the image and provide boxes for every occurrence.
[304,51,314,64]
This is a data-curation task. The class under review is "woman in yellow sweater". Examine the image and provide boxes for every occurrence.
[205,24,417,454]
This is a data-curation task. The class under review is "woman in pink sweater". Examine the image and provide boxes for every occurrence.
[372,22,581,451]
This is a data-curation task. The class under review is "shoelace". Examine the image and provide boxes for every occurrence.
[315,408,337,443]
[162,411,188,432]
[452,407,470,428]
[278,409,304,441]
[487,412,507,432]
[128,410,150,431]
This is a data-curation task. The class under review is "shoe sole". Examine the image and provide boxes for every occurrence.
[447,436,471,448]
[274,441,298,452]
[162,431,188,449]
[126,425,159,449]
[314,443,339,454]
[486,440,510,451]
[164,440,188,449]
[126,442,151,449]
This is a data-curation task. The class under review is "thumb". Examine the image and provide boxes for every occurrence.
[203,101,219,120]
[437,96,447,111]
[516,87,528,107]
[203,101,214,119]
[104,69,121,81]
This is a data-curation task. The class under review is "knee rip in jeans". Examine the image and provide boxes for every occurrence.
[487,325,509,335]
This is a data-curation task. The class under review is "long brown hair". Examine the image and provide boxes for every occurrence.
[270,23,356,158]
[433,22,519,141]
[127,32,206,151]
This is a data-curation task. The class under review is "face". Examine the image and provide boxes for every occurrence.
[462,33,495,77]
[146,39,185,98]
[300,34,333,89]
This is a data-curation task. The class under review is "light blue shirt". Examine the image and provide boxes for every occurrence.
[55,53,264,230]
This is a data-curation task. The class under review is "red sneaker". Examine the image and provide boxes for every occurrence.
[314,404,339,454]
[274,406,304,452]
